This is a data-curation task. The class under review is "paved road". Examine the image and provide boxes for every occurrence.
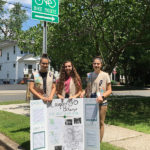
[0,85,27,102]
[0,85,150,102]
[0,90,26,102]
[0,84,27,90]
[112,90,150,97]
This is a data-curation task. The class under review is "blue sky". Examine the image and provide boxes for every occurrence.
[4,0,40,30]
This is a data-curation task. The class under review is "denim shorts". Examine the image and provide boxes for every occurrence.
[90,93,108,106]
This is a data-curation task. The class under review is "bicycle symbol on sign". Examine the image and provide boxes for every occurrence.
[35,0,56,8]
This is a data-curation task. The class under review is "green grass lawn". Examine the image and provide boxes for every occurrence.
[106,96,150,134]
[0,96,149,149]
[111,85,148,91]
[101,142,125,150]
[0,111,30,150]
[0,100,27,105]
[0,110,124,150]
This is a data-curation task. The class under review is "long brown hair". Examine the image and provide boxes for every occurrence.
[56,61,82,94]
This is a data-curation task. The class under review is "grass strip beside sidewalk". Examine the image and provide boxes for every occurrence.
[0,100,27,105]
[101,142,125,150]
[0,110,30,150]
[0,110,124,150]
[106,97,150,134]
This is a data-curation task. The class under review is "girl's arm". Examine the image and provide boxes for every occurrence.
[57,93,65,100]
[96,83,112,103]
[48,83,56,101]
[29,82,48,101]
[69,90,82,99]
[103,83,112,98]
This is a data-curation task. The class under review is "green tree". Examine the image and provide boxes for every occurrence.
[47,0,150,75]
[18,23,43,56]
[19,0,150,77]
[0,2,28,40]
[0,0,6,40]
[117,44,150,86]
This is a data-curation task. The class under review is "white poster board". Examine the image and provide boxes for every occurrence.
[30,98,100,150]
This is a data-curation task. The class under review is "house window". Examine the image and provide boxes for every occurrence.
[25,64,27,70]
[0,50,2,56]
[0,65,1,71]
[7,73,9,78]
[7,53,9,60]
[21,51,23,54]
[13,46,16,54]
[13,64,16,68]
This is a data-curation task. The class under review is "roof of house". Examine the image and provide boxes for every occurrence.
[0,40,17,49]
[18,54,40,62]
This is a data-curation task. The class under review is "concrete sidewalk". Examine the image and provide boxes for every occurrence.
[103,124,150,150]
[0,103,30,116]
[0,103,150,150]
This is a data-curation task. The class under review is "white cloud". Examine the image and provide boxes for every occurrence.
[7,0,31,6]
[4,2,14,11]
[4,0,32,17]
[27,10,31,17]
[2,0,40,31]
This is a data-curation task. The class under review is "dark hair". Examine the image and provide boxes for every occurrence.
[40,53,50,63]
[93,56,102,63]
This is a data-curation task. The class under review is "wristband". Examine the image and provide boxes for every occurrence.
[102,96,105,100]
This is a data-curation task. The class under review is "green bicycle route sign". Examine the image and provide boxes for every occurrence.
[32,0,59,23]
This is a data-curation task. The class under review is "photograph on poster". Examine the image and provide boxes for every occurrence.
[73,126,83,141]
[65,119,72,125]
[64,126,83,149]
[64,126,73,143]
[55,145,62,150]
[74,117,81,124]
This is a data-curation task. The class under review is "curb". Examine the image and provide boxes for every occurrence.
[0,133,24,150]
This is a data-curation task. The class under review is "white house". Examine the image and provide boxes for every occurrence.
[0,40,40,84]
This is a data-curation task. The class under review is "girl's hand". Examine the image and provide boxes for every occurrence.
[41,96,49,102]
[96,96,103,103]
[80,90,85,98]
[69,96,75,100]
[58,95,64,100]
[47,96,53,102]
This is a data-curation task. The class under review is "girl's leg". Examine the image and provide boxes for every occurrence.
[99,105,107,142]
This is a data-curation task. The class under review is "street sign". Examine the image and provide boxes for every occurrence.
[32,0,59,23]
[32,12,59,22]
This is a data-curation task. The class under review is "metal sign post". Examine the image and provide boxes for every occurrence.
[43,21,47,54]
